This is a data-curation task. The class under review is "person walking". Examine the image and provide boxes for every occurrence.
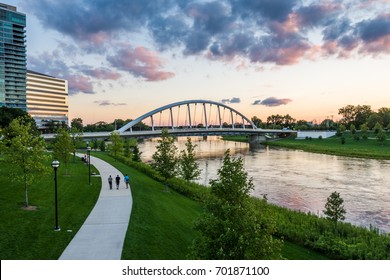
[115,175,120,190]
[108,175,113,190]
[124,174,130,189]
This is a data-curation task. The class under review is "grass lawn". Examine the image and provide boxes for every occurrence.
[93,152,203,259]
[0,156,100,259]
[93,152,329,260]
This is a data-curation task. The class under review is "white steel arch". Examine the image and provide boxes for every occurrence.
[117,100,257,133]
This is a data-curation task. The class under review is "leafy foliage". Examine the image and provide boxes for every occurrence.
[52,127,74,174]
[323,191,346,223]
[109,131,124,160]
[0,117,49,207]
[191,150,282,259]
[179,137,201,181]
[131,143,142,162]
[151,129,178,181]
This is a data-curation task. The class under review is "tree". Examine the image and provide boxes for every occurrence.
[191,150,282,259]
[132,143,142,162]
[71,118,83,131]
[151,129,178,181]
[124,139,131,157]
[377,107,390,128]
[70,126,83,162]
[350,124,356,135]
[110,131,123,161]
[373,122,382,134]
[0,106,36,129]
[52,127,74,174]
[360,123,368,140]
[251,116,262,128]
[99,140,106,152]
[1,117,49,208]
[367,113,381,130]
[179,137,201,181]
[377,129,387,145]
[323,191,346,223]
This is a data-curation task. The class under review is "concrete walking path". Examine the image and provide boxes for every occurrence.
[59,154,132,260]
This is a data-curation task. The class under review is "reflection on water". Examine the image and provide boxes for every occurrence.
[139,136,390,232]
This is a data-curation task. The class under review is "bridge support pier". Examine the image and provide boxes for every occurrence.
[249,134,266,147]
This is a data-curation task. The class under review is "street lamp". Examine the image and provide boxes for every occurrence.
[51,160,60,231]
[87,146,91,185]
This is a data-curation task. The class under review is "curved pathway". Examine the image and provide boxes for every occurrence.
[59,155,132,260]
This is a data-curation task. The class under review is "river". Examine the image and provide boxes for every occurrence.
[138,136,390,232]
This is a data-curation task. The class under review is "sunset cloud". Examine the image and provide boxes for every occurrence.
[221,97,241,104]
[94,100,127,106]
[252,97,292,107]
[107,45,175,82]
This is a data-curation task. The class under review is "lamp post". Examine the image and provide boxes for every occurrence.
[87,146,91,185]
[51,160,60,231]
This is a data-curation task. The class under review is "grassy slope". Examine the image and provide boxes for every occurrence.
[94,152,329,260]
[0,157,100,259]
[94,153,203,259]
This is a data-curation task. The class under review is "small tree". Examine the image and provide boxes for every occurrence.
[1,117,49,207]
[132,143,142,162]
[360,123,368,140]
[99,140,106,152]
[70,126,83,162]
[179,137,201,181]
[52,127,74,175]
[373,122,382,135]
[323,191,346,223]
[151,129,178,182]
[110,131,123,161]
[377,129,387,145]
[191,150,282,259]
[124,139,131,157]
[350,124,356,135]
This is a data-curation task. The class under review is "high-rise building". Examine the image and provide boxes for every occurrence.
[26,70,69,130]
[0,3,27,110]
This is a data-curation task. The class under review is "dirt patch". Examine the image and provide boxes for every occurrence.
[22,205,37,211]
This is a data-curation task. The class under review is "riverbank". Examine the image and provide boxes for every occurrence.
[97,152,390,260]
[222,134,390,160]
[93,152,329,260]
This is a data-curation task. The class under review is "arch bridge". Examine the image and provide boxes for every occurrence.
[42,100,292,143]
[118,99,257,133]
[115,100,291,144]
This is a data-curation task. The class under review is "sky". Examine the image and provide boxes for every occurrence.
[8,0,390,124]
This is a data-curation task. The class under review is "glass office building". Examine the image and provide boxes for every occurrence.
[0,3,26,110]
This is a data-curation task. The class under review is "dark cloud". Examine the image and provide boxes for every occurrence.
[296,3,340,28]
[357,14,390,42]
[232,0,298,22]
[26,0,390,71]
[94,100,127,106]
[252,97,292,107]
[221,97,241,104]
[107,45,175,81]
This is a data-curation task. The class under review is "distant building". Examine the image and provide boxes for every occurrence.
[26,70,69,130]
[0,3,27,110]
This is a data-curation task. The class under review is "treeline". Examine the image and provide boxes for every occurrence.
[251,105,390,131]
